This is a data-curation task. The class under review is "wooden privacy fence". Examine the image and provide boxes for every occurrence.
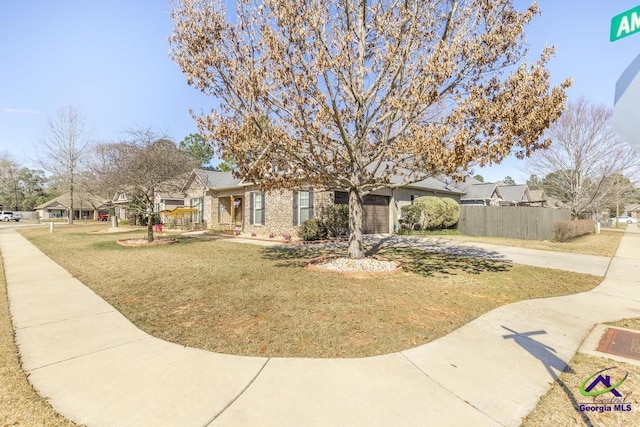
[457,206,571,240]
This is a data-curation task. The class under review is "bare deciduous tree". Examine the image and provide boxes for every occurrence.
[38,105,92,224]
[530,97,640,218]
[0,152,21,210]
[170,0,570,258]
[97,129,195,242]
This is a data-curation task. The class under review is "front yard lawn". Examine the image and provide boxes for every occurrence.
[18,225,602,358]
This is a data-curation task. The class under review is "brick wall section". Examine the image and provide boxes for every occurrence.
[183,179,213,228]
[243,188,333,237]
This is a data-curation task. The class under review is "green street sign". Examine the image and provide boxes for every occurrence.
[611,5,640,41]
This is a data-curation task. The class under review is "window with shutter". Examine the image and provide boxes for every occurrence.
[251,192,265,225]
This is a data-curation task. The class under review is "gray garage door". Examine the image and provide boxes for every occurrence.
[334,192,390,234]
[362,195,390,234]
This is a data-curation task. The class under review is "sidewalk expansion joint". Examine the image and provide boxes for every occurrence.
[520,299,597,324]
[398,352,505,426]
[12,308,117,330]
[204,357,271,426]
[27,336,152,372]
[592,288,640,302]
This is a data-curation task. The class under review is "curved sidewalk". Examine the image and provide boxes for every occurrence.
[2,227,639,426]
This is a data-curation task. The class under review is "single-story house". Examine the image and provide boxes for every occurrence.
[182,169,465,235]
[498,184,532,206]
[456,177,505,206]
[528,189,546,207]
[35,193,109,220]
[455,178,551,208]
[624,204,640,219]
[112,188,185,221]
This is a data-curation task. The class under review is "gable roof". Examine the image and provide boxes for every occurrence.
[390,175,465,195]
[187,169,245,191]
[36,193,109,210]
[528,189,545,202]
[451,176,484,194]
[460,182,502,201]
[498,185,531,203]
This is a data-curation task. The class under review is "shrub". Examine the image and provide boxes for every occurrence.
[413,196,447,229]
[397,228,459,236]
[320,204,349,237]
[401,204,423,230]
[441,198,460,227]
[298,218,328,241]
[553,220,595,242]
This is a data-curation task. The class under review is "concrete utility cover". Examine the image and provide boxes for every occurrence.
[597,327,640,361]
[614,53,640,151]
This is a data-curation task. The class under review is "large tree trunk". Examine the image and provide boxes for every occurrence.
[348,188,365,259]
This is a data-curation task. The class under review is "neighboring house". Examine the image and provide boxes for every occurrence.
[624,204,640,219]
[154,192,185,215]
[497,184,532,206]
[457,178,552,208]
[35,193,109,220]
[112,190,133,220]
[112,188,185,221]
[183,169,464,235]
[527,189,546,207]
[456,177,504,206]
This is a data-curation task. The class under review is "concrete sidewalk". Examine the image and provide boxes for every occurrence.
[2,227,640,426]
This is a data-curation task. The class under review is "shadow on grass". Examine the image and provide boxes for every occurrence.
[90,235,208,251]
[261,244,348,268]
[261,242,511,277]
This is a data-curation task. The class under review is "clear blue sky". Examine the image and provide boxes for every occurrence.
[1,1,639,182]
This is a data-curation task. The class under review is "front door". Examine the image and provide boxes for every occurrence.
[233,197,243,227]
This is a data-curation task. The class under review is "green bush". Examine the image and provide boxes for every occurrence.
[321,204,349,237]
[552,220,595,242]
[441,198,460,227]
[397,228,459,236]
[298,218,328,241]
[401,204,423,230]
[413,196,447,229]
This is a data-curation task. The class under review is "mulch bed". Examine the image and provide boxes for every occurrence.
[116,238,178,247]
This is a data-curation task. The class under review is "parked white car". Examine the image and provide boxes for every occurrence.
[617,216,638,224]
[0,211,22,222]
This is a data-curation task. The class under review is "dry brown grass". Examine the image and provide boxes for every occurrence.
[18,225,602,358]
[0,246,78,425]
[523,318,640,427]
[443,228,624,257]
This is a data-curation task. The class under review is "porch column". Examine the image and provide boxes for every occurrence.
[229,196,235,230]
